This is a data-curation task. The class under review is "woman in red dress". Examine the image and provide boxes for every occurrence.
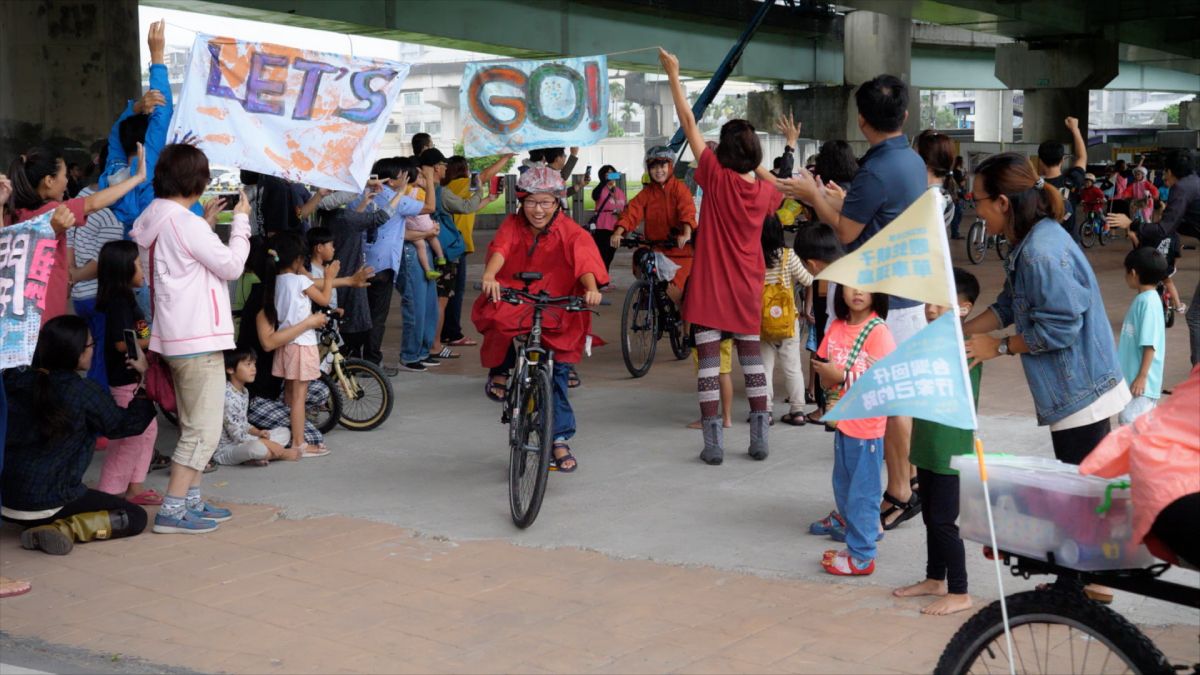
[472,165,608,472]
[659,49,783,466]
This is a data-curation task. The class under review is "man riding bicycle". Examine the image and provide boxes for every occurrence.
[472,164,607,473]
[611,146,697,307]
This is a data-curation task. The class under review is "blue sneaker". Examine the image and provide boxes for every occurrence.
[829,520,885,543]
[188,502,232,523]
[153,509,218,534]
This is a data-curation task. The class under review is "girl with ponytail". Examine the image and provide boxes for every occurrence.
[6,144,148,323]
[962,152,1126,468]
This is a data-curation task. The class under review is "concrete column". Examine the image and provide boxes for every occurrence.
[974,90,1014,143]
[0,0,141,162]
[843,10,918,141]
[995,39,1117,145]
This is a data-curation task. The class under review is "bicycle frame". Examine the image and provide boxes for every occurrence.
[317,316,356,401]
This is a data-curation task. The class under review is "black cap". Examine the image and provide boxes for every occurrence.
[419,148,447,167]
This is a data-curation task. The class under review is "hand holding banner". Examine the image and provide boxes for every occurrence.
[816,188,955,309]
[823,312,979,430]
[462,55,608,156]
[170,35,410,192]
[0,212,58,368]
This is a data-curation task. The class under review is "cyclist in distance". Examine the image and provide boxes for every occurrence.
[472,165,608,473]
[610,145,698,308]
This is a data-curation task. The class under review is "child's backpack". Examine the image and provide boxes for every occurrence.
[761,249,797,342]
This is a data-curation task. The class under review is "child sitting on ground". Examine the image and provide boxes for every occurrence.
[1117,247,1168,425]
[893,267,981,615]
[810,284,895,576]
[214,348,298,466]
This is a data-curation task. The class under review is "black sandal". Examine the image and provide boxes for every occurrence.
[780,412,807,426]
[484,378,508,402]
[880,491,921,531]
[567,367,582,389]
[550,442,577,473]
[149,452,172,471]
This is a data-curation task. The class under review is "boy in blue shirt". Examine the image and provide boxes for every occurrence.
[1118,247,1168,425]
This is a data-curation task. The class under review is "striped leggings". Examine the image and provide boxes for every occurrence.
[694,326,768,419]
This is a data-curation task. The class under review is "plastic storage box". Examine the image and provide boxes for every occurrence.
[951,454,1155,571]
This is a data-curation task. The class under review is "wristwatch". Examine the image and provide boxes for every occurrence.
[998,336,1011,356]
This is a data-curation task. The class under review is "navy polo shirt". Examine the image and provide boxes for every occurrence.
[840,134,927,309]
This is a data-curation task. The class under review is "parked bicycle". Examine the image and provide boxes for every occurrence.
[937,547,1198,674]
[316,308,394,431]
[494,274,592,528]
[963,194,1010,265]
[618,233,690,377]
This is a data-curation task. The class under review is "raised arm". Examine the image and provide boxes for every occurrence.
[1065,117,1087,170]
[659,49,706,166]
[479,153,514,182]
[83,143,146,215]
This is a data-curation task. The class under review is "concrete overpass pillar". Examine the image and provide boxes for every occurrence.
[0,0,141,162]
[974,90,1014,143]
[748,10,917,148]
[995,39,1118,144]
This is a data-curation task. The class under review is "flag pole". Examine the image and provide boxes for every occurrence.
[975,438,1016,675]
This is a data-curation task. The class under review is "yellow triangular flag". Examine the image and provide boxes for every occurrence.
[816,188,955,308]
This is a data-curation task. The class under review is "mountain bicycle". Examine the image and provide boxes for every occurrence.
[495,274,591,529]
[618,233,690,377]
[316,309,394,431]
[937,548,1198,674]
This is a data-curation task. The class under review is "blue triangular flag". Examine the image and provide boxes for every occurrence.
[823,312,978,430]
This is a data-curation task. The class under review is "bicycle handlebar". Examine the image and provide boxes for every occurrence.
[498,287,590,312]
[620,234,676,250]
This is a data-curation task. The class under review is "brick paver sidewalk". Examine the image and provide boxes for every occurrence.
[2,504,1194,674]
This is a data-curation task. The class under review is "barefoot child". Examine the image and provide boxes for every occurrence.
[214,349,299,465]
[810,284,895,576]
[893,268,981,614]
[267,232,334,458]
[95,240,160,505]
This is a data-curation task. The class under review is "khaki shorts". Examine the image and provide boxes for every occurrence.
[691,338,733,375]
[167,353,226,471]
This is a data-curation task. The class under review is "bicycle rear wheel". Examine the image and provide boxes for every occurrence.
[309,372,341,434]
[509,367,554,529]
[996,235,1011,261]
[336,358,394,431]
[936,589,1171,675]
[967,221,987,265]
[621,280,658,377]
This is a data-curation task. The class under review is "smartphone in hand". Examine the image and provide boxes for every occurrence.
[219,193,240,210]
[123,328,140,363]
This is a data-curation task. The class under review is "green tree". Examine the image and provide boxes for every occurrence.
[607,114,625,137]
[452,141,517,173]
[1164,103,1180,124]
[934,107,959,129]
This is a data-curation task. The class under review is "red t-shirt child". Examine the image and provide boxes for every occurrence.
[471,211,610,368]
[817,313,896,440]
[12,197,86,326]
[683,148,781,335]
[1080,185,1106,214]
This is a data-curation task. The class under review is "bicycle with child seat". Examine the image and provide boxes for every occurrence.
[936,547,1199,674]
[495,274,592,529]
[618,232,690,378]
[316,308,394,431]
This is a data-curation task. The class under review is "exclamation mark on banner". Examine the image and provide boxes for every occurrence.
[586,61,601,131]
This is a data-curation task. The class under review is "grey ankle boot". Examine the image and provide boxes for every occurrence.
[748,411,770,460]
[699,417,724,465]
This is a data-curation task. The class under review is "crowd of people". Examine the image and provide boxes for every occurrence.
[1,30,1197,609]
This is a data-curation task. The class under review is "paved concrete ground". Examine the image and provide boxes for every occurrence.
[1,228,1197,673]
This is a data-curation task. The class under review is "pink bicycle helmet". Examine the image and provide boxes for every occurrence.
[516,163,566,198]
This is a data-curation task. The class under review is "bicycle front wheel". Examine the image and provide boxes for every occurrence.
[509,366,554,529]
[668,320,690,360]
[936,589,1171,675]
[966,221,987,265]
[621,280,658,377]
[336,358,394,431]
[1079,221,1097,248]
[996,235,1011,261]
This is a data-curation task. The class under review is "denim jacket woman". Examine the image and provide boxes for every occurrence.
[989,217,1122,424]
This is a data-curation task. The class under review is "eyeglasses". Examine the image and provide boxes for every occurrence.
[523,199,558,210]
[85,341,95,349]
